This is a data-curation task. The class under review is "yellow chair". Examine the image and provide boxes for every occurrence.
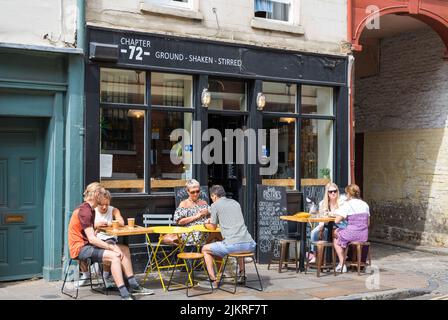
[143,226,193,291]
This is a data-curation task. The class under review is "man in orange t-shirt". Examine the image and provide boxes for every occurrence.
[68,182,154,300]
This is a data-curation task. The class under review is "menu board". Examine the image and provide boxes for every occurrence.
[174,186,210,208]
[257,185,288,264]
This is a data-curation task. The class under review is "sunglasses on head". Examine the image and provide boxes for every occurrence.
[328,190,338,194]
[189,190,200,194]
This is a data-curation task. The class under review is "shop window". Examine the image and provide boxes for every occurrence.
[100,68,146,105]
[254,0,290,22]
[99,108,146,193]
[150,111,193,192]
[261,117,296,190]
[262,82,296,113]
[208,77,247,111]
[300,119,333,180]
[301,85,334,116]
[151,72,193,108]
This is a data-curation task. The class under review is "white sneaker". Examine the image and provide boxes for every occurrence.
[76,273,90,288]
[335,264,347,273]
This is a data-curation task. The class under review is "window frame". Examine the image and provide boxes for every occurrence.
[254,0,293,24]
[260,81,336,190]
[99,67,196,195]
[147,0,193,10]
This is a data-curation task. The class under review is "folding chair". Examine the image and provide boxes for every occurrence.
[142,213,175,277]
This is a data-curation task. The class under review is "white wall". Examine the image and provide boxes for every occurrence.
[86,0,348,55]
[0,0,77,48]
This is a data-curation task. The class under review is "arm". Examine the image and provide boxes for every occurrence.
[177,211,207,225]
[204,219,217,230]
[112,208,125,226]
[335,215,345,224]
[84,227,123,258]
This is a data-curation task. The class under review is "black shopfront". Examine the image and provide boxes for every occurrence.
[85,26,349,269]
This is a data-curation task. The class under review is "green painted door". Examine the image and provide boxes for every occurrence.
[0,118,44,281]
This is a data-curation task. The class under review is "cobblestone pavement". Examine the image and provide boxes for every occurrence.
[0,243,446,300]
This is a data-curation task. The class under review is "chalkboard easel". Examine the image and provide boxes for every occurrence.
[256,185,288,264]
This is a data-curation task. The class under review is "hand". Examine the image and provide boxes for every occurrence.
[109,244,123,260]
[204,218,211,224]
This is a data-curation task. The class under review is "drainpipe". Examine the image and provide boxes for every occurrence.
[348,54,355,184]
[62,0,85,278]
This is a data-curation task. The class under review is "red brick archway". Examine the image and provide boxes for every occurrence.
[347,0,448,184]
[349,0,448,56]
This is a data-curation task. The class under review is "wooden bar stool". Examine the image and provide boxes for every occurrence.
[167,252,213,297]
[267,239,299,273]
[218,252,263,294]
[305,241,336,277]
[342,241,372,275]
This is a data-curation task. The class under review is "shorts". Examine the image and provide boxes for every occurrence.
[78,245,105,263]
[209,240,256,257]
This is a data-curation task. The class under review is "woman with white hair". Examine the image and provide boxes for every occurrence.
[173,179,210,244]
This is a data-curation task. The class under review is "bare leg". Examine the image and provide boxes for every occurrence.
[79,260,89,273]
[238,257,245,273]
[116,244,134,278]
[202,244,217,282]
[333,238,345,264]
[102,251,125,287]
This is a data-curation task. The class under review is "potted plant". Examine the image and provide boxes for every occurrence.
[319,168,331,180]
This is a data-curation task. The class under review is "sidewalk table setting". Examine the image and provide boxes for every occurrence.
[280,213,336,271]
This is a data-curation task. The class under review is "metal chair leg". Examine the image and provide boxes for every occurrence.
[244,256,263,292]
[61,259,79,299]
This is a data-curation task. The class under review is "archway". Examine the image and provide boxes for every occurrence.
[350,3,448,247]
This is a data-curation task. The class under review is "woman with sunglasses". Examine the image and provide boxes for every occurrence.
[173,179,210,245]
[307,182,344,264]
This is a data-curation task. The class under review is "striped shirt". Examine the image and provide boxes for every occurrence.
[210,197,253,244]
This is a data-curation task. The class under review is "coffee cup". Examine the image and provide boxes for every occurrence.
[127,218,135,228]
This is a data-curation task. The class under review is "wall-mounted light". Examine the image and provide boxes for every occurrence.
[256,92,266,111]
[201,88,211,108]
[127,109,145,119]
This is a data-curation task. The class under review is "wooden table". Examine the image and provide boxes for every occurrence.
[280,215,336,271]
[99,225,154,237]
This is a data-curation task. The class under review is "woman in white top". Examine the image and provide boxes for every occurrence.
[333,184,370,272]
[94,190,125,284]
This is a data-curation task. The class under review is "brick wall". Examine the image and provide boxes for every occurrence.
[355,28,448,247]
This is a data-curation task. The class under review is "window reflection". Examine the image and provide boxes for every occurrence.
[151,111,193,192]
[100,68,146,104]
[100,108,145,193]
[208,77,247,111]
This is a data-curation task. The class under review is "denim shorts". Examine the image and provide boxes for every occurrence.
[78,245,105,263]
[209,240,256,257]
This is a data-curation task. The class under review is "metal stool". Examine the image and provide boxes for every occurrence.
[218,252,263,294]
[167,252,213,297]
[342,241,372,275]
[267,238,299,273]
[61,258,107,299]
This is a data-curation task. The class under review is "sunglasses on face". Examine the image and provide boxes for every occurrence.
[189,190,200,195]
[328,190,338,194]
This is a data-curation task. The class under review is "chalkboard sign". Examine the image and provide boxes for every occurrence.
[256,185,288,264]
[174,186,210,208]
[302,185,326,212]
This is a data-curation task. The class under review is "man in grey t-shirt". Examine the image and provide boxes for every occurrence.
[201,185,256,288]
